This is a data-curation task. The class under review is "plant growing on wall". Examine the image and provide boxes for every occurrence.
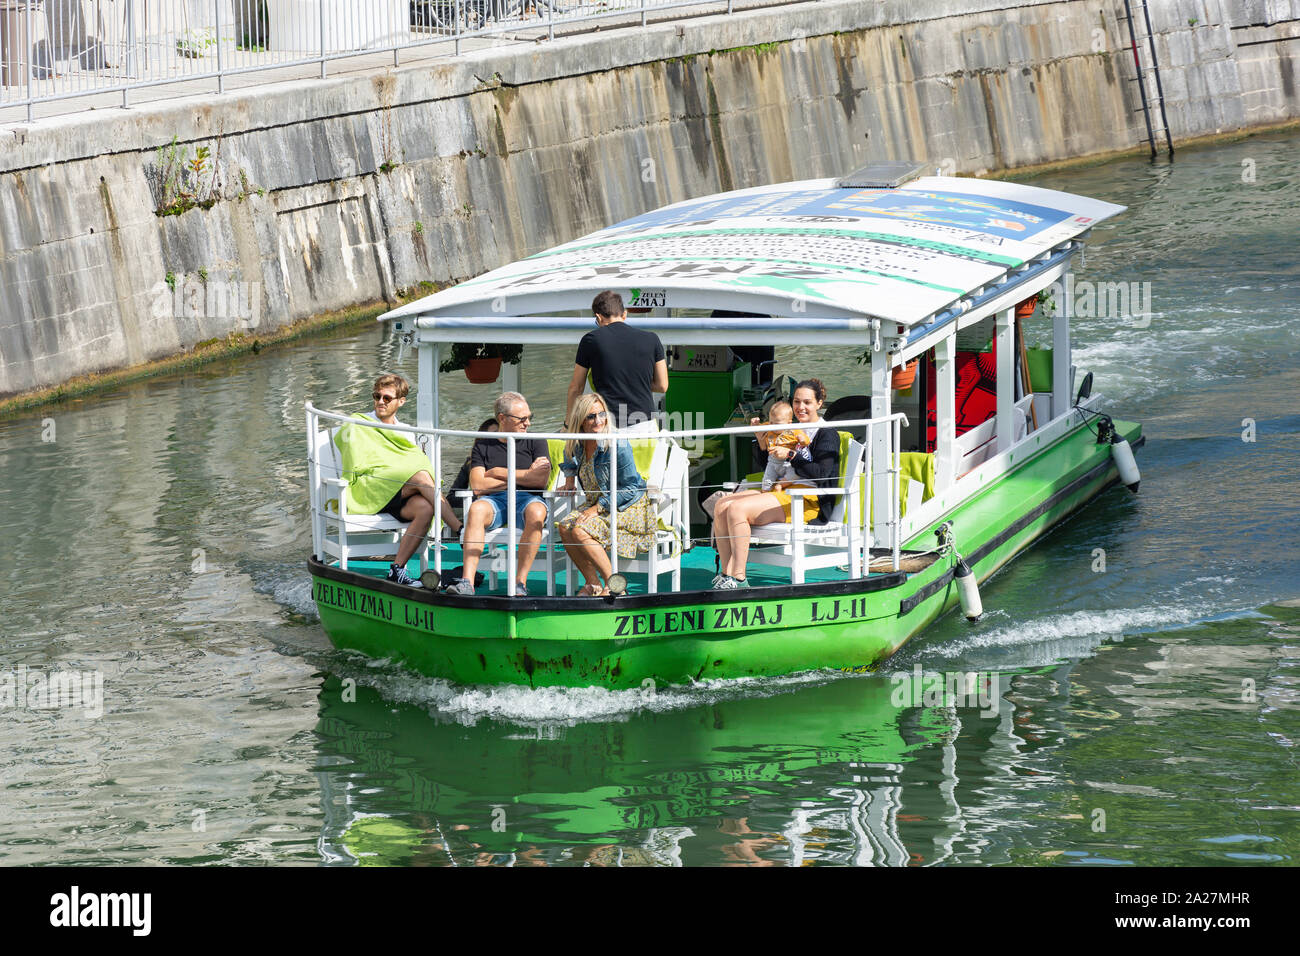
[377,82,401,174]
[154,135,224,217]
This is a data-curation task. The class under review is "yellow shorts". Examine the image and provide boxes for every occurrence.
[771,487,819,523]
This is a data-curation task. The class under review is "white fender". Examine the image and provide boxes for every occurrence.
[954,558,982,621]
[1110,436,1141,493]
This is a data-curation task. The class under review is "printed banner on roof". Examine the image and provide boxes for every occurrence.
[604,185,1072,242]
[383,177,1124,327]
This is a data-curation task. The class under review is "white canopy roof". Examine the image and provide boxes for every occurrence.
[381,175,1124,334]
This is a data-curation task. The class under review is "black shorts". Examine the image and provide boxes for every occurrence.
[381,490,408,520]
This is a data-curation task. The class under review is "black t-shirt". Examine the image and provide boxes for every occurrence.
[468,436,549,492]
[574,321,666,426]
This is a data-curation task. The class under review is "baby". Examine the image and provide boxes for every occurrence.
[755,401,811,492]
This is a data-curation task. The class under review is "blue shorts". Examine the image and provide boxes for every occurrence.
[477,491,548,531]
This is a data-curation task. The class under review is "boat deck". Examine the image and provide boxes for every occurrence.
[337,544,935,597]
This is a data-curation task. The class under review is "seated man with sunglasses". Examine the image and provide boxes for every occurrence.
[447,391,551,596]
[333,374,457,588]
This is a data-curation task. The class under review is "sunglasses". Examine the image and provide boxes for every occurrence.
[502,412,532,424]
[584,411,608,423]
[373,393,398,403]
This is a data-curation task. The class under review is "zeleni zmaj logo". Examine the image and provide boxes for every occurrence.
[628,288,666,309]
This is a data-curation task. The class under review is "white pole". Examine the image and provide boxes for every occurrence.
[995,308,1014,454]
[433,432,443,579]
[417,343,435,430]
[500,359,519,394]
[432,344,440,429]
[934,332,956,492]
[863,421,872,564]
[1052,274,1073,419]
[869,344,892,539]
[25,0,33,123]
[506,433,516,595]
[609,436,618,575]
[215,0,223,93]
[892,416,901,571]
[306,407,319,557]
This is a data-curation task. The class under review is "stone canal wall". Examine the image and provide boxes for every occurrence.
[1,0,1297,400]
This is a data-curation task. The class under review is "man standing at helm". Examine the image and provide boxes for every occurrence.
[566,291,669,430]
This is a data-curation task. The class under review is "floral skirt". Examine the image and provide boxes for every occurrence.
[558,493,658,560]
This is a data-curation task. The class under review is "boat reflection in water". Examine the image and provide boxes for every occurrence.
[311,666,1026,866]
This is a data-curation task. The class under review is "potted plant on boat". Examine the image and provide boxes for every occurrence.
[438,343,524,384]
[891,358,918,389]
[855,349,919,389]
[1015,288,1057,319]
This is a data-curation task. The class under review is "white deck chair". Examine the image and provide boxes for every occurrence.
[555,441,689,595]
[609,444,689,594]
[309,425,431,573]
[738,438,867,585]
[455,439,565,596]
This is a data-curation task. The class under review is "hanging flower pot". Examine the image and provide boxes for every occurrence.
[440,343,522,380]
[891,358,918,390]
[464,357,502,384]
[1015,296,1038,319]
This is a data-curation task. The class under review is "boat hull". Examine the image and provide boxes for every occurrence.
[310,420,1142,688]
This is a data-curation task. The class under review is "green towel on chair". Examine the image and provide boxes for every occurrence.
[334,413,433,515]
[836,435,935,522]
[628,438,657,480]
[547,439,566,490]
[897,452,936,517]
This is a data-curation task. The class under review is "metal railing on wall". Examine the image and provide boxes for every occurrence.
[0,0,774,123]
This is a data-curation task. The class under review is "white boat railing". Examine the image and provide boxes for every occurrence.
[306,402,908,595]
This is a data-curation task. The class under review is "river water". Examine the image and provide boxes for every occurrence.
[1,132,1297,866]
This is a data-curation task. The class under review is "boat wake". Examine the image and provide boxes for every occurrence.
[901,601,1229,670]
[337,661,839,728]
[273,577,318,620]
[250,564,319,620]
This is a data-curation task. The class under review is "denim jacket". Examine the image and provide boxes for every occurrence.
[560,439,647,513]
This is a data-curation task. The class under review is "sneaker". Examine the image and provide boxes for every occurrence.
[733,576,750,588]
[445,577,476,596]
[711,572,727,588]
[713,575,741,590]
[388,564,423,588]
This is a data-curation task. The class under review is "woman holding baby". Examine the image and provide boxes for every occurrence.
[711,378,840,590]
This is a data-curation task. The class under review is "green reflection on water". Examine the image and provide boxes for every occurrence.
[310,604,1299,866]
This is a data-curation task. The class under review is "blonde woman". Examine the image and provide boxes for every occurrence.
[556,393,658,596]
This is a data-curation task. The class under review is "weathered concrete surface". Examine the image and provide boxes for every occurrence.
[1,0,1297,399]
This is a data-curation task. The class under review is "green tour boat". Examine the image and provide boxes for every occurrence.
[306,163,1142,688]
